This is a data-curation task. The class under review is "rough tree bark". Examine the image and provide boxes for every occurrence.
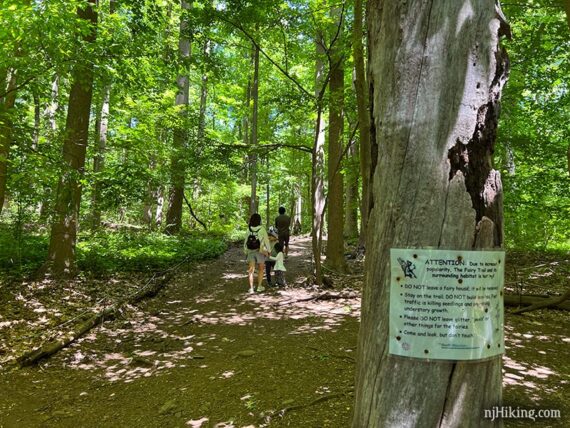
[311,31,327,285]
[353,1,510,426]
[91,83,111,229]
[353,0,372,249]
[165,0,191,234]
[0,70,17,216]
[326,6,347,273]
[46,0,98,276]
[344,138,360,239]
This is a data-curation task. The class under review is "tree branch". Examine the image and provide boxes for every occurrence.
[183,193,208,231]
[215,13,314,100]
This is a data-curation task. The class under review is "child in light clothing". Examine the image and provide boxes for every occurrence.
[265,230,279,287]
[269,243,287,287]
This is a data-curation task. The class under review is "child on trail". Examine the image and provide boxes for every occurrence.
[265,228,279,287]
[244,213,271,293]
[269,242,287,287]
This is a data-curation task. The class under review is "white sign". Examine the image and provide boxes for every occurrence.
[389,248,505,360]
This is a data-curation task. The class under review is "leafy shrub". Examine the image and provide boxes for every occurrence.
[0,226,227,278]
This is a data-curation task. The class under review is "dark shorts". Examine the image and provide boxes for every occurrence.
[278,233,290,247]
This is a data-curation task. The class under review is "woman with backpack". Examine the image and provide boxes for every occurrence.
[244,213,271,293]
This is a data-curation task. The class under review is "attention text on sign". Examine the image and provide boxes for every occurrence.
[389,249,505,360]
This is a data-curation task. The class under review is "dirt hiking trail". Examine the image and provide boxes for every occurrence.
[0,237,360,427]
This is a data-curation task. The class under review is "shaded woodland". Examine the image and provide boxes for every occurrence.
[0,0,569,427]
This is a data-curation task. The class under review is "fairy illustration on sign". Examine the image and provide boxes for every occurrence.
[398,257,417,278]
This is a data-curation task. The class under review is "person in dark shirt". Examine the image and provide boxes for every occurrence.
[274,206,291,257]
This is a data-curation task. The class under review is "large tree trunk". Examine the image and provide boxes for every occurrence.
[353,1,509,426]
[353,0,372,249]
[325,7,346,273]
[165,0,191,234]
[46,0,97,276]
[311,32,327,285]
[249,42,260,216]
[91,83,111,229]
[0,70,17,216]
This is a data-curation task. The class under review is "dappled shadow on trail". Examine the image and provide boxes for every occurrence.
[1,240,568,427]
[54,236,359,387]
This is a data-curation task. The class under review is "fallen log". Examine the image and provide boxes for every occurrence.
[511,289,570,314]
[504,292,570,312]
[15,272,174,368]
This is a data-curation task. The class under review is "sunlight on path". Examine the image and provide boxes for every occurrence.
[54,236,360,387]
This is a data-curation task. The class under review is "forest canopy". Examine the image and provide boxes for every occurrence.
[0,0,568,278]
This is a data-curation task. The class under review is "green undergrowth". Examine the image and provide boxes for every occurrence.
[77,230,227,274]
[0,225,228,278]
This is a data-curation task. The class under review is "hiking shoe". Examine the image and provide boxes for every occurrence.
[257,285,265,292]
[248,288,255,294]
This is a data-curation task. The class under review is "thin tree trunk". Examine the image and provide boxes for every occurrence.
[326,6,346,273]
[353,0,371,248]
[91,84,111,229]
[165,0,191,234]
[38,75,60,222]
[32,92,40,149]
[155,186,164,227]
[0,70,17,216]
[249,42,260,216]
[266,155,270,227]
[45,74,59,132]
[143,187,153,226]
[197,41,209,145]
[294,183,302,233]
[567,144,569,176]
[242,50,252,182]
[344,139,359,239]
[353,1,510,426]
[46,0,97,276]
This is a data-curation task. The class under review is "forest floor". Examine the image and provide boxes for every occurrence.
[0,237,568,427]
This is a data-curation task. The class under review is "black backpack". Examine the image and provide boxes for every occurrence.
[246,226,261,250]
